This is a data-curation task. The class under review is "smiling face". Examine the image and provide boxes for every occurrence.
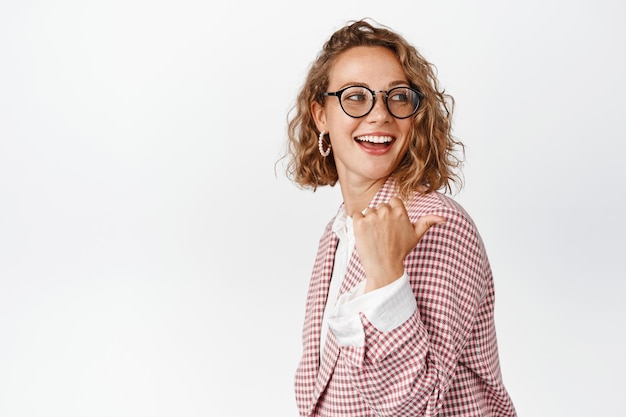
[312,46,413,199]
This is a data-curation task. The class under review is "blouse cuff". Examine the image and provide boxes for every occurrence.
[326,273,417,347]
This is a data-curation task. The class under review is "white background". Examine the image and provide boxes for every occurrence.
[1,1,625,416]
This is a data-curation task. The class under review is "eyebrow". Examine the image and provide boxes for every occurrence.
[336,80,411,90]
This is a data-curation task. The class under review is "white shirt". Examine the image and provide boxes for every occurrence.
[319,205,417,357]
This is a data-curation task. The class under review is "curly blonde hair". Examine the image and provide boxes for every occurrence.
[283,19,464,197]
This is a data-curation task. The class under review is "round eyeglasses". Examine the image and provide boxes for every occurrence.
[323,85,424,119]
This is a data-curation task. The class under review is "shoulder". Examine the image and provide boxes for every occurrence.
[405,193,492,297]
[406,192,486,256]
[318,204,343,242]
[405,192,473,226]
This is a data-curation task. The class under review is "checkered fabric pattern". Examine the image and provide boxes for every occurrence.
[294,177,517,416]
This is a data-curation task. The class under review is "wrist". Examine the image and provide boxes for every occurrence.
[364,264,405,293]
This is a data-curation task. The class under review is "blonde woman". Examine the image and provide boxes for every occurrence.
[285,19,517,417]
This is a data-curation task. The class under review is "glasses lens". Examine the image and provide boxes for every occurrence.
[340,86,374,117]
[387,87,420,118]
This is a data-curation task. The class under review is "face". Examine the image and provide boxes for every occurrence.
[312,46,413,190]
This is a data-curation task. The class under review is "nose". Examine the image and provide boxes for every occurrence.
[367,91,392,121]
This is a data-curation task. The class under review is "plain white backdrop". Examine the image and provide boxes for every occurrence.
[1,0,625,416]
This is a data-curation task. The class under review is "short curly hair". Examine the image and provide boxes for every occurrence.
[282,19,464,197]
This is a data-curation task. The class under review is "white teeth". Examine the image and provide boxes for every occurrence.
[356,135,393,143]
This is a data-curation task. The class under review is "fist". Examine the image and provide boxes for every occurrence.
[352,197,445,292]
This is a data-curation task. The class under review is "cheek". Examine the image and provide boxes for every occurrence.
[398,119,414,136]
[398,128,416,160]
[327,115,360,138]
[396,122,414,146]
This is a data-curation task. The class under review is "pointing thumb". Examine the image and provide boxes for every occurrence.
[413,215,446,239]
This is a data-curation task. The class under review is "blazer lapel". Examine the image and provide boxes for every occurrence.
[313,328,340,402]
[301,226,338,413]
[339,250,366,295]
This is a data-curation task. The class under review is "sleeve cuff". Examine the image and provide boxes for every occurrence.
[326,273,417,347]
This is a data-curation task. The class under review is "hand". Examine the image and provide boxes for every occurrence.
[352,197,445,293]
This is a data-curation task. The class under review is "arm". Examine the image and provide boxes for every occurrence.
[335,201,487,416]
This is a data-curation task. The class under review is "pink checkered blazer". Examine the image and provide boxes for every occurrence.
[294,177,517,416]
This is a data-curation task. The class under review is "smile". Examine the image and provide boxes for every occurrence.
[355,135,393,144]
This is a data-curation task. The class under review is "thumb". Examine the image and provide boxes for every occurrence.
[413,215,446,239]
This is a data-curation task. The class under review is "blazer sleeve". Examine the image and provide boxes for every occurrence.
[336,205,489,416]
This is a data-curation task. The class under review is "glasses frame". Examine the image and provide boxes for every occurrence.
[323,85,424,119]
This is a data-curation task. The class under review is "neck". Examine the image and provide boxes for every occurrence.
[340,177,388,216]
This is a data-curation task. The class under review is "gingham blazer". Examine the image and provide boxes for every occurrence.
[294,177,517,416]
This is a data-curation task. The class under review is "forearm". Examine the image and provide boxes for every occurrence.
[327,276,448,416]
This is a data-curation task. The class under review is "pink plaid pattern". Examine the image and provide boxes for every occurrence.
[294,177,517,416]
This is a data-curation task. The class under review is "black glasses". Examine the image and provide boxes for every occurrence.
[323,85,424,119]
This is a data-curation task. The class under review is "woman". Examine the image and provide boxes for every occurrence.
[284,19,517,416]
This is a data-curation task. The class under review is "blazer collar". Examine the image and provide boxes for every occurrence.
[367,175,398,208]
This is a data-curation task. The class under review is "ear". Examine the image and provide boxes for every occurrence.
[311,101,327,133]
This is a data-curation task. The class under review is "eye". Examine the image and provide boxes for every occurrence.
[343,87,370,102]
[389,89,411,103]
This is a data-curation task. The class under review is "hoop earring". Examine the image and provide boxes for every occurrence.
[318,131,331,157]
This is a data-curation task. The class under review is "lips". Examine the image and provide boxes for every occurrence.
[355,135,394,152]
[355,135,393,144]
